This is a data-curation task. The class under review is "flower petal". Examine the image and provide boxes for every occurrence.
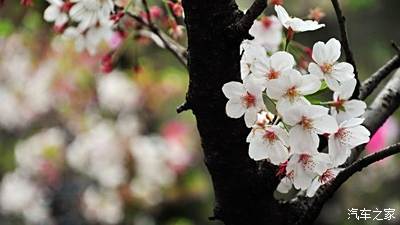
[313,115,338,134]
[331,62,355,82]
[343,100,367,118]
[328,136,350,166]
[298,75,321,95]
[325,38,341,64]
[277,177,292,193]
[249,139,269,161]
[270,51,296,71]
[268,141,289,165]
[308,62,324,79]
[222,82,245,99]
[274,5,291,28]
[226,100,246,118]
[289,125,319,154]
[336,78,356,100]
[44,5,60,22]
[312,41,327,65]
[244,108,258,127]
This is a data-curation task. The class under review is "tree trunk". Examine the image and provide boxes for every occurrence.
[182,1,292,224]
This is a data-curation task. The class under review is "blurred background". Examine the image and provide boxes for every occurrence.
[0,0,399,225]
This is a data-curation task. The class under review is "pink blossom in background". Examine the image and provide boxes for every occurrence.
[366,117,399,155]
[108,31,126,49]
[162,121,193,174]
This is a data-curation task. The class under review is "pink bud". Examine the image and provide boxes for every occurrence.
[53,24,67,34]
[101,53,114,74]
[110,11,125,23]
[61,1,73,12]
[150,6,163,19]
[168,1,183,17]
[269,0,283,5]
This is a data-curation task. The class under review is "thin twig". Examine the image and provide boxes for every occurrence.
[229,0,267,39]
[126,12,188,67]
[176,100,191,113]
[142,0,152,24]
[331,0,359,99]
[294,143,400,224]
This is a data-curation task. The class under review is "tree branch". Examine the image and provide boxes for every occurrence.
[176,100,191,113]
[359,55,400,100]
[363,69,400,136]
[294,143,400,225]
[229,0,268,39]
[331,0,359,99]
[126,12,188,67]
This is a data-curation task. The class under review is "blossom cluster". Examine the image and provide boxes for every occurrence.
[41,0,184,56]
[0,36,194,225]
[222,5,370,197]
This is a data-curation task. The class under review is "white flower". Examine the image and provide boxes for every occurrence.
[0,172,50,224]
[240,40,267,80]
[266,68,321,113]
[306,168,342,197]
[15,128,65,175]
[278,153,331,191]
[331,78,366,123]
[97,71,139,113]
[0,172,38,214]
[63,23,113,55]
[247,125,289,165]
[283,104,338,154]
[67,122,127,188]
[275,5,325,32]
[82,187,123,225]
[130,136,176,205]
[252,51,296,86]
[69,0,114,30]
[222,79,266,127]
[308,38,355,91]
[328,118,370,166]
[44,0,70,26]
[249,16,283,52]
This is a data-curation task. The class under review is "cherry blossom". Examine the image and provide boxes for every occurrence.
[277,153,331,192]
[308,38,355,91]
[328,118,370,166]
[63,24,114,55]
[283,104,338,154]
[97,71,139,113]
[43,0,72,27]
[69,0,114,30]
[0,172,50,224]
[82,187,123,225]
[274,5,325,33]
[266,68,321,112]
[247,125,289,165]
[252,51,296,86]
[249,16,282,52]
[331,78,367,123]
[222,79,266,127]
[306,168,342,197]
[240,40,267,80]
[15,128,65,176]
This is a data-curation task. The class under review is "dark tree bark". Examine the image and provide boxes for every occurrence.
[181,1,400,225]
[181,1,290,224]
